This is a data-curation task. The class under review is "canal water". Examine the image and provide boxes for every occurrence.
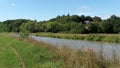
[30,36,120,59]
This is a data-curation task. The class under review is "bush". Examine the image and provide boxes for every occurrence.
[93,35,103,41]
[86,35,95,41]
[20,30,30,38]
[35,33,39,37]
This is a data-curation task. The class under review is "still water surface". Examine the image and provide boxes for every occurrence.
[31,36,120,58]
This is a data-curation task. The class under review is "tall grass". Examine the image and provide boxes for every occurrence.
[16,36,120,68]
[34,33,120,43]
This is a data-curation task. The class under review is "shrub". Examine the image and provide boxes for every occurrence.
[86,35,95,41]
[20,30,30,38]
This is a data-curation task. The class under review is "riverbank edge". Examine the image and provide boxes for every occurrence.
[33,33,120,43]
[15,34,120,67]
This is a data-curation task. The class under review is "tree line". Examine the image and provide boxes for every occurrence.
[0,15,120,34]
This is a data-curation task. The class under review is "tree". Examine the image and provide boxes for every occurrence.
[113,22,120,33]
[45,22,61,33]
[105,15,120,33]
[0,23,8,32]
[86,16,93,21]
[86,22,98,33]
[72,15,81,22]
[20,21,38,33]
[70,23,87,34]
[93,16,102,23]
[3,19,32,32]
[0,14,120,34]
[100,21,113,33]
[80,15,85,23]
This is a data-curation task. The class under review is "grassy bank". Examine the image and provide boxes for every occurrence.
[0,33,61,68]
[34,33,120,43]
[0,33,120,68]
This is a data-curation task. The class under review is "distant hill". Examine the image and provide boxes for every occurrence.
[0,15,120,34]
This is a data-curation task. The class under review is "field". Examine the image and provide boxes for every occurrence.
[34,33,120,43]
[0,33,120,68]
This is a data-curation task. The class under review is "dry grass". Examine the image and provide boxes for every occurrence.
[15,36,120,68]
[33,33,120,43]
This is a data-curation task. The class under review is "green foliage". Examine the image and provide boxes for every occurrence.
[37,33,120,43]
[20,21,38,33]
[0,23,8,32]
[70,23,87,34]
[93,16,102,22]
[86,35,95,40]
[100,21,113,33]
[20,30,30,38]
[86,22,98,33]
[0,14,120,34]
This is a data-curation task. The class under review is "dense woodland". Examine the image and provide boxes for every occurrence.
[0,14,120,34]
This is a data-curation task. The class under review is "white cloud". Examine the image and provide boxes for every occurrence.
[75,12,91,16]
[80,6,90,11]
[11,3,16,7]
[98,14,113,19]
[74,6,91,16]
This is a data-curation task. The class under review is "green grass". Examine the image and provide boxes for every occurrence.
[0,34,21,68]
[0,33,61,68]
[34,33,120,43]
[10,39,61,68]
[0,33,120,68]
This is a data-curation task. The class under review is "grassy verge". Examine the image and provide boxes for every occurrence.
[34,33,120,43]
[0,33,21,68]
[0,33,61,68]
[0,33,120,68]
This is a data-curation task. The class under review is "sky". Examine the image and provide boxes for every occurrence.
[0,0,120,21]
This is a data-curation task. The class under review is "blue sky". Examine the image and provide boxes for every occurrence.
[0,0,120,21]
